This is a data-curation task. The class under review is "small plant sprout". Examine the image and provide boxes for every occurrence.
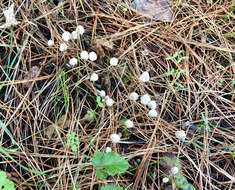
[140,94,151,105]
[0,3,19,29]
[47,40,54,47]
[80,50,89,60]
[110,57,118,66]
[139,71,150,82]
[90,73,99,82]
[66,132,80,152]
[162,177,169,183]
[166,51,189,64]
[129,92,139,101]
[171,166,179,175]
[68,57,78,67]
[147,100,157,110]
[124,119,134,128]
[59,43,68,52]
[96,96,104,108]
[62,31,71,41]
[105,147,112,153]
[88,51,98,61]
[105,96,115,107]
[110,133,121,143]
[148,109,158,118]
[175,130,186,141]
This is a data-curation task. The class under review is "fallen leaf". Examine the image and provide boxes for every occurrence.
[23,66,40,88]
[45,115,71,139]
[131,0,173,22]
[93,39,114,58]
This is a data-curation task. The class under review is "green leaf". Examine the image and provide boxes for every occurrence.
[87,110,94,118]
[101,184,122,190]
[161,156,181,170]
[0,83,3,91]
[0,120,16,145]
[175,82,184,88]
[165,56,174,61]
[92,151,130,177]
[216,65,224,69]
[0,171,15,190]
[102,152,129,175]
[96,169,108,180]
[176,70,186,79]
[71,145,78,152]
[0,171,7,180]
[92,151,104,166]
[174,174,188,187]
[166,51,181,60]
[174,173,196,190]
[185,184,196,190]
[164,69,175,76]
[173,51,181,58]
[231,80,235,87]
[201,112,211,131]
[177,56,188,63]
[220,78,225,82]
[66,132,79,152]
[232,150,235,158]
[96,96,104,108]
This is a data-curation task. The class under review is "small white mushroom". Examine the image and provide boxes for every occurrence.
[105,96,114,107]
[129,92,139,101]
[162,177,169,183]
[59,43,68,52]
[110,57,118,66]
[171,167,179,175]
[148,109,158,118]
[62,31,71,41]
[140,94,151,105]
[175,130,186,141]
[88,51,97,61]
[110,134,120,143]
[105,147,112,153]
[76,25,85,35]
[147,100,157,110]
[124,120,134,128]
[47,40,54,47]
[80,51,89,60]
[68,58,78,66]
[139,71,150,82]
[90,73,99,82]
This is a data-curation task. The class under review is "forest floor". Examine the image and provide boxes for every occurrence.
[0,0,234,190]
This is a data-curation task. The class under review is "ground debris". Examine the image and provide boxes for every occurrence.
[131,0,174,22]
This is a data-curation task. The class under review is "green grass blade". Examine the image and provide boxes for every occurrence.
[0,147,44,175]
[0,120,16,145]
